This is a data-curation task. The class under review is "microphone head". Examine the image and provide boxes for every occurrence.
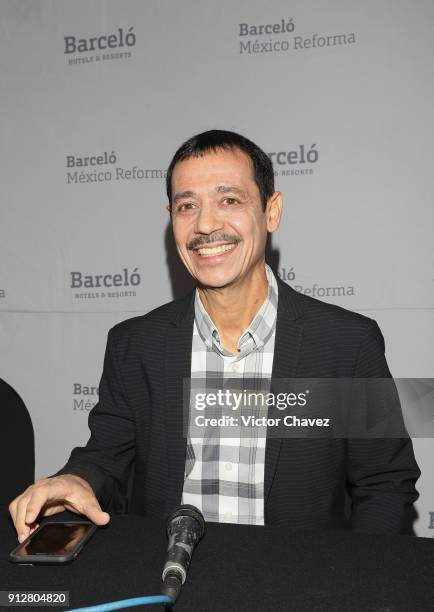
[166,504,206,540]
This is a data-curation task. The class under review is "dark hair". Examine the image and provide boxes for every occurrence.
[166,129,274,211]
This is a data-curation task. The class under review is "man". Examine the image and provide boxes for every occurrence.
[10,130,420,541]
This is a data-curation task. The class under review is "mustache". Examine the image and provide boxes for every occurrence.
[187,234,242,250]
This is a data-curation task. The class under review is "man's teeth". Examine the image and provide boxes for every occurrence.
[197,243,236,256]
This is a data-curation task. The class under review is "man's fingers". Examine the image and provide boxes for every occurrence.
[9,475,109,542]
[10,480,64,541]
[80,500,110,526]
[24,491,48,524]
[9,486,31,528]
[15,488,55,542]
[43,504,68,517]
[25,482,68,524]
[28,523,39,536]
[15,496,35,542]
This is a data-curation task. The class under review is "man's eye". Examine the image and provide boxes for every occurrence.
[177,203,195,212]
[224,198,238,205]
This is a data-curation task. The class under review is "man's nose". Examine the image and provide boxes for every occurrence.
[194,203,224,235]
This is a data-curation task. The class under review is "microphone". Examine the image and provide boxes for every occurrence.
[161,505,206,604]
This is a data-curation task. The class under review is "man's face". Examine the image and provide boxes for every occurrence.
[170,147,281,289]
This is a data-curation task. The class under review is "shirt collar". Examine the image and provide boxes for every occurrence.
[194,263,278,357]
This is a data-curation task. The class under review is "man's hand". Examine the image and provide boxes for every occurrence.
[8,474,110,542]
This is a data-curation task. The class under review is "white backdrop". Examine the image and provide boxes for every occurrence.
[1,0,433,536]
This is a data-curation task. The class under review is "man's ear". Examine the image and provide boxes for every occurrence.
[266,192,283,233]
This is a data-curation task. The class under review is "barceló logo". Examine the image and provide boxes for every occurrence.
[64,27,136,54]
[268,145,319,166]
[70,268,141,289]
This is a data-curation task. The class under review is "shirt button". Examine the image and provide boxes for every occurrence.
[225,463,233,471]
[230,362,240,372]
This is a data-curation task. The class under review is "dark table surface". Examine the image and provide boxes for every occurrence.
[1,508,433,612]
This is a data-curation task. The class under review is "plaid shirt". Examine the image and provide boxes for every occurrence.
[181,263,278,525]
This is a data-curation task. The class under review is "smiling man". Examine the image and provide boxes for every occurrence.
[169,140,282,356]
[10,130,420,540]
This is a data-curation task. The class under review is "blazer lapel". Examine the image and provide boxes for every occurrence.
[265,277,304,502]
[164,291,195,511]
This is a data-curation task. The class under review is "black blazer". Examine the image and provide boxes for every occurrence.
[56,277,420,534]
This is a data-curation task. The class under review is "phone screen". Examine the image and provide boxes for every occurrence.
[14,522,94,557]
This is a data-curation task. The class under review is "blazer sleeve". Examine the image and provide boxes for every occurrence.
[347,320,421,534]
[52,328,136,513]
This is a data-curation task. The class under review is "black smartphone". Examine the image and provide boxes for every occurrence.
[9,521,97,564]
